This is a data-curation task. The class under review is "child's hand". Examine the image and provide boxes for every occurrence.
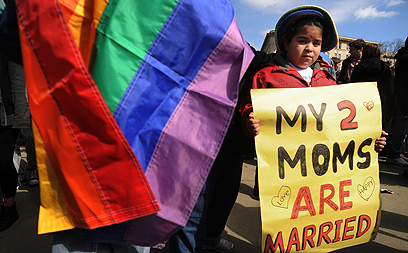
[246,112,260,137]
[375,130,388,153]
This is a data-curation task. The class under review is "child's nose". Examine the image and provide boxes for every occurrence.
[305,43,313,51]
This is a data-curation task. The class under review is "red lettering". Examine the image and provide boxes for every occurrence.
[339,180,353,210]
[333,219,343,243]
[317,222,333,246]
[342,216,356,240]
[337,100,358,130]
[264,233,285,253]
[286,227,300,253]
[291,187,316,219]
[356,214,371,238]
[302,225,316,250]
[319,184,339,214]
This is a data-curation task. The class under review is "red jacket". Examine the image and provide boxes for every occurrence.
[240,54,336,137]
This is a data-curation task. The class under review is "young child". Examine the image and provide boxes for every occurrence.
[240,5,387,151]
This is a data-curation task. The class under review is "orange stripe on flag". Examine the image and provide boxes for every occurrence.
[20,33,113,230]
[60,0,108,67]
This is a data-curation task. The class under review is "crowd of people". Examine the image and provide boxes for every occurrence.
[334,37,408,168]
[0,1,407,253]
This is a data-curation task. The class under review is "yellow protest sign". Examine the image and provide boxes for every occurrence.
[251,83,382,253]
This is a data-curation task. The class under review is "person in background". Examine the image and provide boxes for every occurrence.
[350,43,395,132]
[331,56,342,80]
[386,37,408,167]
[0,56,31,231]
[337,39,366,84]
[13,68,38,187]
[0,0,30,233]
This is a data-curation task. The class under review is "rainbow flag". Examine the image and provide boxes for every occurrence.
[16,0,253,246]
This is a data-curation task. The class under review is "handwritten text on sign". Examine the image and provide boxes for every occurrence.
[251,83,381,253]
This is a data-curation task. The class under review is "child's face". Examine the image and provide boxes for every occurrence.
[284,25,323,69]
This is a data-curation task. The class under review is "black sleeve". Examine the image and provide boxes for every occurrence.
[0,0,23,65]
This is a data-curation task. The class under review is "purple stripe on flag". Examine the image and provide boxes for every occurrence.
[123,17,254,246]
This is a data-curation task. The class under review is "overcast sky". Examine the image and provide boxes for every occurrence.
[230,0,408,50]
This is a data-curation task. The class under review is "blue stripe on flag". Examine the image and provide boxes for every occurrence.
[114,0,234,171]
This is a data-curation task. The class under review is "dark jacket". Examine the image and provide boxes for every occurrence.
[0,56,13,125]
[394,47,408,114]
[350,57,388,83]
[0,0,23,65]
[350,57,395,128]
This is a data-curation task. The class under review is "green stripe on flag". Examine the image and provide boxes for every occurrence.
[90,0,179,113]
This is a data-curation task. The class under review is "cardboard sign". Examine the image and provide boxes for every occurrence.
[251,83,382,253]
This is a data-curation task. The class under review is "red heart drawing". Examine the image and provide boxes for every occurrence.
[363,101,374,111]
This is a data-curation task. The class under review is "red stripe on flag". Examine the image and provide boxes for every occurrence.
[16,0,160,229]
